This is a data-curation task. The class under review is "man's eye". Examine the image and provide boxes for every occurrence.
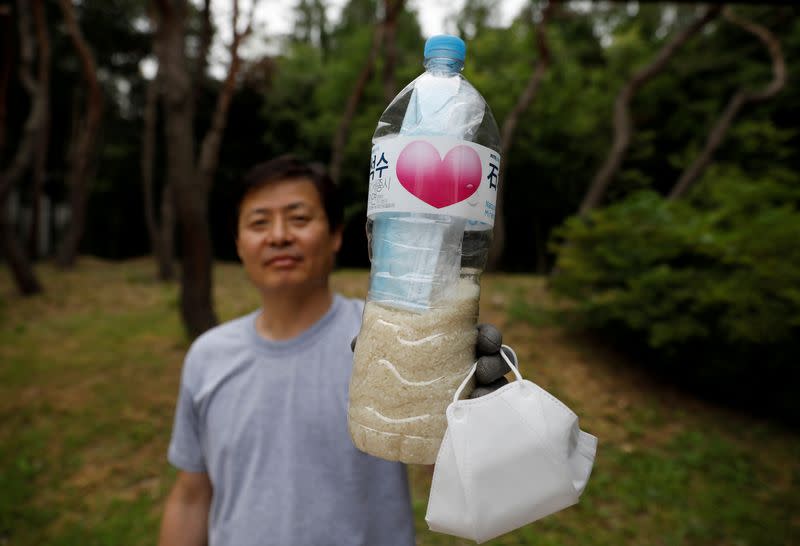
[291,216,310,224]
[250,219,268,228]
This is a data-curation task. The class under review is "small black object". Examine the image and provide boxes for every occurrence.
[350,336,357,352]
[475,354,511,385]
[476,323,502,355]
[468,377,509,399]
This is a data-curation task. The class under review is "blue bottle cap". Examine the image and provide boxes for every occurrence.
[424,35,466,62]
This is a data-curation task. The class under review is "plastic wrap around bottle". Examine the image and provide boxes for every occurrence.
[348,35,502,464]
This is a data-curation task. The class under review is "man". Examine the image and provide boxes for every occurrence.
[158,156,511,546]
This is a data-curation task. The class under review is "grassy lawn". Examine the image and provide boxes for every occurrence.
[1,258,798,545]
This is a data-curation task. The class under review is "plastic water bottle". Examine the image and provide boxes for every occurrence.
[348,35,501,464]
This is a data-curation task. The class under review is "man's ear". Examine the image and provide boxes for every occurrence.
[235,233,243,261]
[233,215,242,261]
[331,225,343,254]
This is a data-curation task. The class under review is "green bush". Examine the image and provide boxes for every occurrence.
[550,166,800,421]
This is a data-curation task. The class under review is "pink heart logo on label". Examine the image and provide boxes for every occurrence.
[395,141,482,209]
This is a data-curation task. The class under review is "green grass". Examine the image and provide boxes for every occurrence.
[1,258,798,545]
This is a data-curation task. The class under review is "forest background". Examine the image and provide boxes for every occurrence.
[4,0,798,416]
[1,1,799,542]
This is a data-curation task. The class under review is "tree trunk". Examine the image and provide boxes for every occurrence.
[0,215,42,295]
[141,71,175,280]
[28,0,50,259]
[154,0,255,337]
[175,188,216,338]
[195,0,212,86]
[381,0,405,104]
[578,5,721,216]
[141,73,159,267]
[156,0,216,338]
[315,0,330,60]
[330,18,383,183]
[669,8,786,200]
[487,2,554,271]
[55,0,104,268]
[0,5,11,158]
[159,181,176,279]
[196,0,252,196]
[186,0,253,335]
[0,0,43,295]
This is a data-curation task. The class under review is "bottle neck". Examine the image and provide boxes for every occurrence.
[424,57,464,76]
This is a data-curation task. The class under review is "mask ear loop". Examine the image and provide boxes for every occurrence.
[500,345,522,381]
[452,344,523,403]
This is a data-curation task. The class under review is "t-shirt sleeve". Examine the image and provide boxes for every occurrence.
[167,378,207,473]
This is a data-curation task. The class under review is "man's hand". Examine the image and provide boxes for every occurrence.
[350,323,517,399]
[470,323,517,398]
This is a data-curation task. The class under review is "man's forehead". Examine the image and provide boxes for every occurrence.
[245,201,309,214]
[241,178,322,213]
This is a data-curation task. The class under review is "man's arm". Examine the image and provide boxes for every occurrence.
[158,471,213,546]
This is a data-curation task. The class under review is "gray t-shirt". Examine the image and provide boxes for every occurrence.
[168,295,415,546]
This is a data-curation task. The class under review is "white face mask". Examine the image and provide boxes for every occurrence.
[426,346,598,544]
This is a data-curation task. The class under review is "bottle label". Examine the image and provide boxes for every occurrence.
[367,136,501,226]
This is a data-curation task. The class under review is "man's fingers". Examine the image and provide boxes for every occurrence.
[475,346,517,384]
[476,323,502,356]
[468,377,508,399]
[475,354,510,385]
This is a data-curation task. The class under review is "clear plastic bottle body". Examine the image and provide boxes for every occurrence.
[368,57,501,308]
[348,52,501,464]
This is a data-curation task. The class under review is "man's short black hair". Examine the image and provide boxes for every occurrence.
[237,155,344,233]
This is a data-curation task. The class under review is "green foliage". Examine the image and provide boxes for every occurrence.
[550,166,800,420]
[261,42,328,156]
[8,1,800,275]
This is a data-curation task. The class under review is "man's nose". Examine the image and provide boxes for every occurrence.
[267,217,292,245]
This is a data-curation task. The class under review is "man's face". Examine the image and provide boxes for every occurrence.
[236,177,342,294]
